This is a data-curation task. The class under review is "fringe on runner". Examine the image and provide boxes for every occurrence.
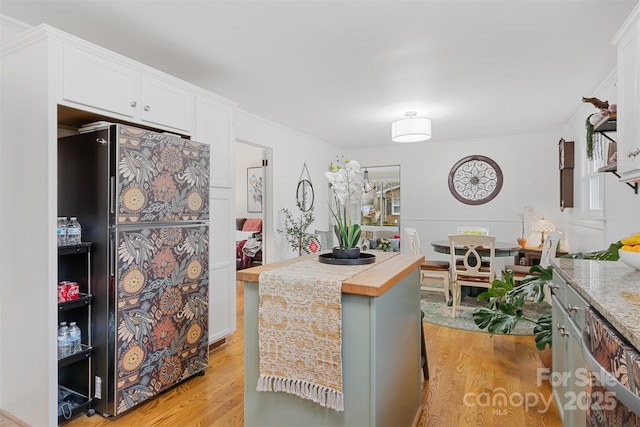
[256,375,344,412]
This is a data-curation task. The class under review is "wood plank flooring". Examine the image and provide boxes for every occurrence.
[3,284,562,426]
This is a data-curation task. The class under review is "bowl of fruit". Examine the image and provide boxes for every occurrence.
[619,232,640,270]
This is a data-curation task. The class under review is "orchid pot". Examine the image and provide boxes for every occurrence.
[332,247,361,259]
[326,157,364,252]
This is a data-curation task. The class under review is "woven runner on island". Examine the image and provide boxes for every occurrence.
[257,251,398,411]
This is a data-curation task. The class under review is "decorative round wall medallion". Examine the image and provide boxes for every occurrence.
[448,155,503,205]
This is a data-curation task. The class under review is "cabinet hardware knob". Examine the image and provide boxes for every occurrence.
[144,105,150,112]
[628,149,640,158]
[550,284,560,290]
[561,329,570,337]
[567,304,579,312]
[130,101,137,107]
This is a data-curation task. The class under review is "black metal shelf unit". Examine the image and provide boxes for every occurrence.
[58,242,95,424]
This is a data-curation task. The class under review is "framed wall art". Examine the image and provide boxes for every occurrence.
[448,155,503,205]
[247,167,264,213]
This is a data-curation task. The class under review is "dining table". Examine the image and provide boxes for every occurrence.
[430,240,521,259]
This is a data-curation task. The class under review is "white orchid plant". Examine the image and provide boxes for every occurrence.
[325,157,364,249]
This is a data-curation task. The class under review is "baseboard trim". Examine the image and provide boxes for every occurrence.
[208,338,227,352]
[0,409,29,427]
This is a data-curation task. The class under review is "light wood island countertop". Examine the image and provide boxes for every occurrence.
[236,251,423,297]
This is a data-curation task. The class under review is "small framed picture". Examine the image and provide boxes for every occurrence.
[247,167,263,213]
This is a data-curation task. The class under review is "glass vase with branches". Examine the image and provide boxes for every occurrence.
[278,200,315,256]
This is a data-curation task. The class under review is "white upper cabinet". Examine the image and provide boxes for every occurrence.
[614,4,640,181]
[139,75,194,132]
[63,45,138,119]
[62,45,194,133]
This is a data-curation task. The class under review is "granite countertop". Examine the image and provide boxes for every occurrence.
[553,258,640,350]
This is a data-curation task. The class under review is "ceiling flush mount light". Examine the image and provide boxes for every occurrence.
[391,111,432,143]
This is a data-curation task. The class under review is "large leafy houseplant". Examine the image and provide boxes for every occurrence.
[472,265,554,351]
[325,157,364,249]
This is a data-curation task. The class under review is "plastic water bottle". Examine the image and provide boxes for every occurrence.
[67,217,81,245]
[69,322,81,354]
[58,325,71,359]
[57,217,68,246]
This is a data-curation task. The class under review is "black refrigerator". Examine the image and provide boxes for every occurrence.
[58,124,210,417]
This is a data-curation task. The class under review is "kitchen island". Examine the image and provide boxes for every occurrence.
[551,258,640,424]
[553,258,640,349]
[236,252,424,426]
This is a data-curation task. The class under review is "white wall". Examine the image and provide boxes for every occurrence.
[232,70,639,269]
[559,70,640,252]
[348,70,640,261]
[234,109,338,263]
[347,130,562,271]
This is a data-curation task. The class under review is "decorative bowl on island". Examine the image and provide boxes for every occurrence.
[618,249,640,271]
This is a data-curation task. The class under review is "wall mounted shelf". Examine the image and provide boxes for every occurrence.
[593,118,638,194]
[598,162,638,193]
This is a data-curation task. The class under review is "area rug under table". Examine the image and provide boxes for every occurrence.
[420,290,551,335]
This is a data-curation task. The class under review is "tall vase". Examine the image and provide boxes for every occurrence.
[517,237,527,248]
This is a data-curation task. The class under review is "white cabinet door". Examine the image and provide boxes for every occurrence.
[195,95,236,343]
[62,45,195,134]
[208,187,236,343]
[62,45,138,118]
[566,317,587,427]
[552,277,588,426]
[140,76,194,132]
[196,96,234,188]
[615,8,640,180]
[552,295,568,424]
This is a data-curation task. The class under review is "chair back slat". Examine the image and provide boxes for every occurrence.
[404,227,422,255]
[449,234,496,282]
[539,231,563,267]
[448,234,496,317]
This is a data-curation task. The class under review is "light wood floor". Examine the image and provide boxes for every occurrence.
[4,284,562,427]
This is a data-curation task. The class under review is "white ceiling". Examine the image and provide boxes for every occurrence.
[2,0,637,148]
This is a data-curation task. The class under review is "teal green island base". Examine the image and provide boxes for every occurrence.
[238,254,424,426]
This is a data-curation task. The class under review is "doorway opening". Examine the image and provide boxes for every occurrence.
[235,141,267,270]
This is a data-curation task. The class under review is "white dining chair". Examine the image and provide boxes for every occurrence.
[454,227,490,268]
[404,228,450,303]
[504,231,563,284]
[449,234,496,317]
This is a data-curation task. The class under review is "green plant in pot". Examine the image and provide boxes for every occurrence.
[472,265,554,363]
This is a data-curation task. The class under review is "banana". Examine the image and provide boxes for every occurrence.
[621,232,640,245]
[621,236,640,245]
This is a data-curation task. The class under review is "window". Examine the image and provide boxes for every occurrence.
[586,141,605,217]
[391,196,400,215]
